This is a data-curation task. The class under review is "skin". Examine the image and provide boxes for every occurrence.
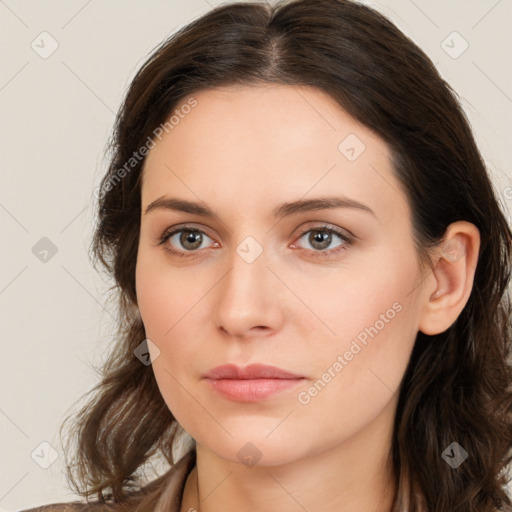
[135,84,480,512]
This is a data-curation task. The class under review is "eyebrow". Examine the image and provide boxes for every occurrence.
[144,196,376,219]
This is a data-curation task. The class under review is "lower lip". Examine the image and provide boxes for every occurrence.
[205,378,304,402]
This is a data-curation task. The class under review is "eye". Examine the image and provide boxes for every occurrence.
[157,223,353,258]
[291,225,352,257]
[158,225,217,256]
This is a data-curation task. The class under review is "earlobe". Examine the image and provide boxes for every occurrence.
[418,222,480,336]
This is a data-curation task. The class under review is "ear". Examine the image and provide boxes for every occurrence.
[418,221,480,336]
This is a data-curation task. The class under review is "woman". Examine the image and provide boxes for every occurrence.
[24,0,512,510]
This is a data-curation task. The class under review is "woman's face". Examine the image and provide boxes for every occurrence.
[136,84,430,467]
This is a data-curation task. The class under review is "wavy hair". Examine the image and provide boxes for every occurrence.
[60,0,512,510]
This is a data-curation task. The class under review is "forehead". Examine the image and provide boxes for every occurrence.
[140,84,409,227]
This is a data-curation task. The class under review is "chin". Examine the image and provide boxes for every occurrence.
[196,431,307,468]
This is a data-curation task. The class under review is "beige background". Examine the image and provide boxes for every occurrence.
[1,0,511,509]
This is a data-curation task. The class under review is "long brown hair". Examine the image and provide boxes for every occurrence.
[61,0,512,510]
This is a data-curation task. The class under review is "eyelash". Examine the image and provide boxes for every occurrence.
[157,223,353,259]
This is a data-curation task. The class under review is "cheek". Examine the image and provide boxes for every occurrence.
[292,292,419,451]
[304,248,422,394]
[296,257,417,350]
[135,252,211,409]
[135,249,204,339]
[135,274,196,425]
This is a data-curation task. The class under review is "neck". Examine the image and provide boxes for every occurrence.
[180,399,398,512]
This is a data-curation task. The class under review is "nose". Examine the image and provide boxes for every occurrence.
[214,244,285,339]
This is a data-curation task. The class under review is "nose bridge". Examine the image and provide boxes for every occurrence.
[214,236,282,336]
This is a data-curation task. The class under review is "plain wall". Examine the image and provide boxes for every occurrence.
[1,0,511,509]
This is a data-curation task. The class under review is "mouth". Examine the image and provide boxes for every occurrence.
[202,363,306,402]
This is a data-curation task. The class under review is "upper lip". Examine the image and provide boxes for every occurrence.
[203,364,304,380]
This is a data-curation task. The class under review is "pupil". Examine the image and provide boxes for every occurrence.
[182,231,201,250]
[311,230,331,250]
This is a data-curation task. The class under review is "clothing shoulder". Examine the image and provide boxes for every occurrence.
[20,450,197,512]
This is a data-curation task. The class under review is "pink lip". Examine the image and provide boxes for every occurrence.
[203,364,305,402]
[203,363,303,380]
